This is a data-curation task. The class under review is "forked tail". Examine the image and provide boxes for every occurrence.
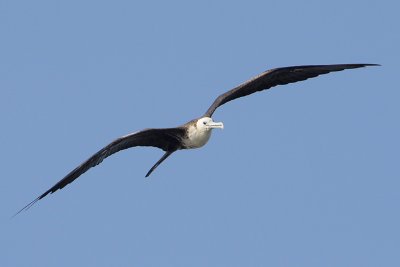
[145,150,175,177]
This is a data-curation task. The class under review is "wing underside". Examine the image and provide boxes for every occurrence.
[204,64,379,117]
[15,127,186,215]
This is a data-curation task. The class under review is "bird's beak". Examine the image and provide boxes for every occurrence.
[207,121,224,130]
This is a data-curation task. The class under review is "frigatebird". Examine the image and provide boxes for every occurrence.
[16,63,379,215]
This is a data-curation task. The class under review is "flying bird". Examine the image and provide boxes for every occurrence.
[16,63,379,215]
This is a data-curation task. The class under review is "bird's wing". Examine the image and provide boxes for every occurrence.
[204,64,379,117]
[15,127,186,215]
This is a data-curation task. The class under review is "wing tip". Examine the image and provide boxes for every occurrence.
[360,63,381,67]
[12,197,41,218]
[323,63,381,69]
[344,63,381,70]
[12,190,52,218]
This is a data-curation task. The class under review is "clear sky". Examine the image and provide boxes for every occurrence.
[1,0,398,266]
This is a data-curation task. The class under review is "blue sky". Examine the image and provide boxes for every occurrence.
[1,0,398,266]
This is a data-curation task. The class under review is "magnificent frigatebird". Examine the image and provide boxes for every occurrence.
[16,63,378,215]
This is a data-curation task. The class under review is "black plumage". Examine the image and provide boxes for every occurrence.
[205,64,379,117]
[15,63,378,216]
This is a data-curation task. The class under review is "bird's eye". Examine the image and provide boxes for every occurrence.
[203,121,207,125]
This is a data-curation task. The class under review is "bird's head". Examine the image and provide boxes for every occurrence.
[197,117,224,131]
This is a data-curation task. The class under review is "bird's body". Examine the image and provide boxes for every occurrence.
[16,63,379,215]
[182,118,223,149]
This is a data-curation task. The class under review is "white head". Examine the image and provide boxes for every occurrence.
[196,117,224,131]
[184,117,224,149]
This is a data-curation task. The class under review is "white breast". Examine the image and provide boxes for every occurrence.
[183,124,212,149]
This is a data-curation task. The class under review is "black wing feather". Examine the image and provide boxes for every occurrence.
[204,64,379,117]
[14,127,185,216]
